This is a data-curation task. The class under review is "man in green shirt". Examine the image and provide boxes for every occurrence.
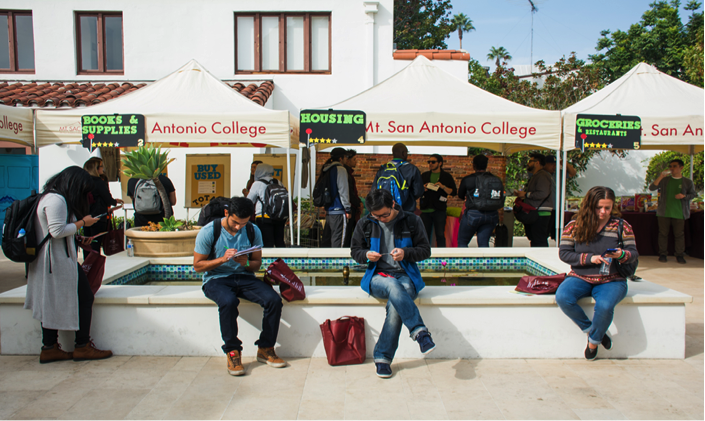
[649,159,698,264]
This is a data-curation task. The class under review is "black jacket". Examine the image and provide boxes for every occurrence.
[420,170,457,212]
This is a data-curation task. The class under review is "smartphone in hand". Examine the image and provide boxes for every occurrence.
[93,212,108,219]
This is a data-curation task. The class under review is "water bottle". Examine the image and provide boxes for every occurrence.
[473,188,480,198]
[17,228,26,238]
[126,239,134,257]
[599,257,612,275]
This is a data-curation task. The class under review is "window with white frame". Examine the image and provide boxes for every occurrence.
[0,10,34,73]
[75,12,123,75]
[235,12,330,74]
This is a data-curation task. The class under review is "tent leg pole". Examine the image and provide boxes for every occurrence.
[286,148,294,246]
[297,146,302,246]
[555,149,560,247]
[690,145,695,179]
[560,150,568,245]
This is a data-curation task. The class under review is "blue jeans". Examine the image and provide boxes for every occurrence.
[555,276,628,345]
[202,272,283,353]
[369,273,427,364]
[458,209,499,248]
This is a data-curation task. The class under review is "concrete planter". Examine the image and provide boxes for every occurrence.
[125,227,200,257]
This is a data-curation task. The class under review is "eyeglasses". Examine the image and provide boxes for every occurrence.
[427,160,438,164]
[370,209,393,220]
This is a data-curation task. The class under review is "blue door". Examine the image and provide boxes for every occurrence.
[0,154,39,223]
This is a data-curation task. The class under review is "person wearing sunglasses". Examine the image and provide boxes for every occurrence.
[420,154,457,247]
[648,159,697,264]
[350,189,434,378]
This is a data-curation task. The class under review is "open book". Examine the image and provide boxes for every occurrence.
[228,245,263,259]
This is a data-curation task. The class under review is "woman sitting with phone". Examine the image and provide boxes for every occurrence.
[556,186,639,360]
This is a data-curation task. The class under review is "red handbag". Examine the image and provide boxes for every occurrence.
[102,211,124,256]
[80,247,106,295]
[263,258,306,302]
[320,316,366,366]
[515,273,566,294]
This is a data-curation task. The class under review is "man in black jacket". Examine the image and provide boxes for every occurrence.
[457,155,502,248]
[350,189,434,378]
[420,154,457,247]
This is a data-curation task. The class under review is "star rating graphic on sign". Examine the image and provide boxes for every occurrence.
[308,137,337,144]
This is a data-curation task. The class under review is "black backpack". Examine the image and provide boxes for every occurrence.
[208,220,256,260]
[197,197,231,227]
[260,180,289,220]
[470,173,505,211]
[1,191,51,263]
[312,167,334,208]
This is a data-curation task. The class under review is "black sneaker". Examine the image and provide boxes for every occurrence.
[658,255,667,262]
[585,342,598,360]
[416,331,436,355]
[375,363,392,378]
[676,256,686,264]
[601,334,612,350]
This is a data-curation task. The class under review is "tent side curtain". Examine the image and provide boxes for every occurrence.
[0,105,33,147]
[35,109,299,149]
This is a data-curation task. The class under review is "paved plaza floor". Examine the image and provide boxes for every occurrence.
[0,251,702,420]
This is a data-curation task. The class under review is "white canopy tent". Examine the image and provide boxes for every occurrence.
[35,60,300,242]
[0,104,33,147]
[318,55,561,154]
[559,62,704,234]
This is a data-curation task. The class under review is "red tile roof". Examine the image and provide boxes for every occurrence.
[0,80,274,108]
[393,49,470,61]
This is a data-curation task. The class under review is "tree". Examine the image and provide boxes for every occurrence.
[394,0,453,50]
[487,46,512,67]
[121,146,175,218]
[643,151,704,191]
[450,13,475,50]
[590,0,704,85]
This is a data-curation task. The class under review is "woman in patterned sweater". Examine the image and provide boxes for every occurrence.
[556,186,638,360]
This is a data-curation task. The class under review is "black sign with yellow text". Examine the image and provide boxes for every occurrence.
[82,114,145,148]
[299,110,366,146]
[575,114,641,151]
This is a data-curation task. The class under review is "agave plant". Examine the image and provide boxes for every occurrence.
[121,145,176,217]
[159,216,184,232]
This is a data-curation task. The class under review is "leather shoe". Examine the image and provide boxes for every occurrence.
[73,341,112,361]
[676,256,686,264]
[658,255,667,262]
[40,343,73,364]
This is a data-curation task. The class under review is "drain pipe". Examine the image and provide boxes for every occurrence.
[364,1,379,89]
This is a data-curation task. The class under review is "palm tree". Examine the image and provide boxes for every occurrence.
[121,145,175,218]
[487,46,512,68]
[450,13,475,51]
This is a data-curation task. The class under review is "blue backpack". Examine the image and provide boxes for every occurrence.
[376,161,409,206]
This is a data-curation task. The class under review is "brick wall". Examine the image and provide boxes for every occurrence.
[315,153,507,209]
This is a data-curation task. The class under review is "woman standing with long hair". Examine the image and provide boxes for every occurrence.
[25,166,113,363]
[83,158,123,255]
[556,186,638,360]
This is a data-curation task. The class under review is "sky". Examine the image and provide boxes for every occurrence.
[444,0,702,71]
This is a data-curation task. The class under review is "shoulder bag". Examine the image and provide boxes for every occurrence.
[616,219,640,281]
[263,258,306,302]
[320,316,366,366]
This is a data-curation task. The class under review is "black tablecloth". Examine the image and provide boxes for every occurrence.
[563,211,703,259]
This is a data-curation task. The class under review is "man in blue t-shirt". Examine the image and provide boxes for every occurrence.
[194,197,286,376]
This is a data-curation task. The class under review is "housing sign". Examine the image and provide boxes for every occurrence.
[299,110,366,146]
[575,114,641,151]
[81,114,146,148]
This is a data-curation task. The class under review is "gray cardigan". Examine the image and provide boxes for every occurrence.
[648,176,697,219]
[25,193,80,331]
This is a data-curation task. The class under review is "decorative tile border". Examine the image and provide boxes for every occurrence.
[109,257,556,286]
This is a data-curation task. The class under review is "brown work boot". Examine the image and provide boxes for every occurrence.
[256,347,287,368]
[227,350,245,376]
[73,341,113,361]
[39,343,73,364]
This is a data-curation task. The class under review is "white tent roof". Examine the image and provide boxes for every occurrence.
[562,62,704,153]
[319,56,561,153]
[0,104,33,147]
[35,60,298,149]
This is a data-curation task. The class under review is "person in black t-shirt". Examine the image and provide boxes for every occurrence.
[127,174,176,227]
[83,158,123,256]
[457,155,500,248]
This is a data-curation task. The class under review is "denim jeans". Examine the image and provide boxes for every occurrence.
[369,273,427,364]
[458,209,499,248]
[555,276,628,345]
[202,272,283,353]
[421,209,447,247]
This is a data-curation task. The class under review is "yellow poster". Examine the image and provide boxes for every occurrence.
[185,154,231,208]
